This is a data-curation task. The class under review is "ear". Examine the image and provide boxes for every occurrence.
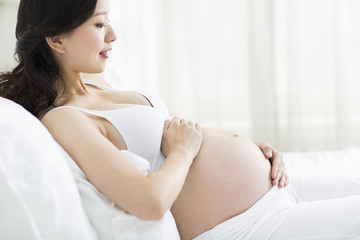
[45,36,66,54]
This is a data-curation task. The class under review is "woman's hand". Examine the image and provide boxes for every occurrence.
[161,116,203,160]
[254,141,289,188]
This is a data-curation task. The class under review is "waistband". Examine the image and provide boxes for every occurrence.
[193,186,296,240]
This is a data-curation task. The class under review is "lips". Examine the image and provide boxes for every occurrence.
[99,48,111,58]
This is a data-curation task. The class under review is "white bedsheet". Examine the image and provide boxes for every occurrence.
[284,148,360,201]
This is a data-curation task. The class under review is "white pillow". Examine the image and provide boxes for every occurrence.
[63,148,181,240]
[0,97,97,240]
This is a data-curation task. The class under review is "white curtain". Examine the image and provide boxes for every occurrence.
[0,1,18,70]
[106,0,360,152]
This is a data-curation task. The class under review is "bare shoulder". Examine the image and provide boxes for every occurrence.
[41,107,98,139]
[42,107,85,126]
[81,73,112,88]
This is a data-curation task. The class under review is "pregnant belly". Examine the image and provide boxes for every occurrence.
[171,128,272,240]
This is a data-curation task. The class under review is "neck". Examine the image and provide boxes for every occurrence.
[56,72,88,97]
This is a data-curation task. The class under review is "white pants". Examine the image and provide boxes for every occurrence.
[194,149,360,240]
[194,186,360,240]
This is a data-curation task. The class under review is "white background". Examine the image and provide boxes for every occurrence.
[1,0,360,151]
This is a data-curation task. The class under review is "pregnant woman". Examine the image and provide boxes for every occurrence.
[1,0,359,239]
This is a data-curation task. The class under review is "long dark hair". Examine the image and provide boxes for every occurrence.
[0,0,97,118]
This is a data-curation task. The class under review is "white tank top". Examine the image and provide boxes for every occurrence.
[49,79,170,173]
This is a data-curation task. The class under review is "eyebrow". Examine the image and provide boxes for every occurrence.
[92,11,108,17]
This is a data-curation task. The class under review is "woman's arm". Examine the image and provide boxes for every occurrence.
[42,110,202,220]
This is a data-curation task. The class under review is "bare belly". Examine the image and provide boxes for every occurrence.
[171,128,272,240]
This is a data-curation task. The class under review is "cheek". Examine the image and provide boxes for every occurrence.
[87,34,103,51]
[75,30,103,54]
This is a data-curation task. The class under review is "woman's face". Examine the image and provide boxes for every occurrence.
[61,0,117,74]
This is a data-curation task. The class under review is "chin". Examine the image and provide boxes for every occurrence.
[85,66,106,74]
[95,69,106,73]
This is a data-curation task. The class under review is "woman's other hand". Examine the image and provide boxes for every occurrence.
[254,141,289,188]
[161,116,203,160]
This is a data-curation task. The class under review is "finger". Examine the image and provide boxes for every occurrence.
[264,148,273,159]
[272,166,282,186]
[270,154,283,179]
[276,163,285,182]
[172,116,180,123]
[271,161,282,180]
[188,121,194,127]
[271,166,279,180]
[272,162,284,185]
[272,178,278,187]
[257,141,273,158]
[279,173,286,188]
[163,119,171,130]
[195,122,201,131]
[180,119,188,124]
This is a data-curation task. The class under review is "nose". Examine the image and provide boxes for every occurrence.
[106,24,117,43]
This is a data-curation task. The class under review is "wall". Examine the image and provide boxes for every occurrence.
[0,0,19,71]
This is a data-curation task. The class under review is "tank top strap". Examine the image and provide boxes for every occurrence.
[47,105,109,118]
